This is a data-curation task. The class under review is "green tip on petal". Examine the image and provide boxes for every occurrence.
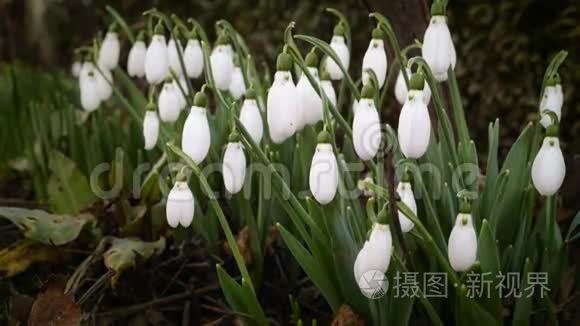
[371,26,384,39]
[305,50,319,67]
[194,91,208,107]
[245,87,256,99]
[276,52,293,71]
[546,124,559,137]
[317,129,332,143]
[228,130,241,142]
[333,23,346,36]
[154,21,164,35]
[409,73,425,90]
[431,2,446,16]
[361,83,376,99]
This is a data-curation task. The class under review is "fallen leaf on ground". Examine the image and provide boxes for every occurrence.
[28,275,81,326]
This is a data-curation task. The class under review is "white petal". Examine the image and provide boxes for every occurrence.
[143,111,160,150]
[353,99,381,160]
[362,39,387,87]
[145,35,169,85]
[98,32,120,70]
[531,137,566,196]
[309,144,338,204]
[326,36,350,80]
[166,181,195,228]
[398,90,431,159]
[182,106,211,164]
[396,182,416,232]
[422,16,455,82]
[320,80,337,107]
[211,45,234,91]
[167,39,184,76]
[80,75,101,112]
[228,67,246,99]
[240,99,263,144]
[297,67,323,127]
[128,41,146,77]
[184,39,204,78]
[95,67,113,101]
[267,71,298,144]
[448,214,477,271]
[539,85,563,123]
[223,142,247,194]
[158,83,181,122]
[72,61,82,77]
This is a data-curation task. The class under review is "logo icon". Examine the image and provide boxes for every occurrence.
[358,270,389,299]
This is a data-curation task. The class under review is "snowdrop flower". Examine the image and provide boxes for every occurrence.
[80,70,101,112]
[354,214,392,298]
[167,31,185,76]
[166,170,194,228]
[395,67,431,105]
[229,56,246,99]
[173,77,189,110]
[531,124,565,196]
[267,52,299,144]
[319,70,337,108]
[71,56,82,77]
[326,23,350,80]
[398,73,431,159]
[309,130,339,205]
[353,84,381,160]
[210,34,234,91]
[422,3,456,81]
[127,32,146,78]
[362,27,387,88]
[98,25,120,70]
[183,30,204,78]
[448,199,477,272]
[396,173,416,232]
[143,102,159,150]
[158,79,181,123]
[95,67,113,101]
[239,88,263,144]
[182,91,211,164]
[222,131,247,194]
[539,73,563,127]
[145,23,169,85]
[297,51,323,127]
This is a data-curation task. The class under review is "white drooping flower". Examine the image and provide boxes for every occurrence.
[229,64,246,100]
[395,67,431,105]
[158,80,181,123]
[326,24,350,80]
[184,35,204,78]
[145,26,169,85]
[422,4,456,81]
[173,77,189,110]
[127,36,146,78]
[143,106,159,150]
[531,133,566,196]
[362,27,387,88]
[353,85,381,161]
[354,222,392,298]
[320,71,337,108]
[167,37,184,76]
[72,60,82,77]
[539,74,563,127]
[309,132,339,205]
[210,35,234,91]
[182,92,211,164]
[396,180,416,233]
[98,30,120,70]
[267,52,299,144]
[448,211,477,272]
[80,70,101,112]
[239,89,263,144]
[166,177,195,228]
[222,135,247,194]
[95,67,113,101]
[297,53,322,126]
[398,74,431,159]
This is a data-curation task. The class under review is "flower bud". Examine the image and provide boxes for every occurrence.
[143,107,159,150]
[362,28,387,88]
[353,85,381,160]
[539,74,563,125]
[184,38,204,78]
[267,56,299,144]
[319,71,337,107]
[99,30,120,70]
[182,100,211,164]
[395,67,431,105]
[448,213,477,271]
[396,181,416,232]
[326,25,350,80]
[353,223,392,297]
[167,37,185,76]
[128,38,147,78]
[211,35,234,91]
[229,60,246,100]
[531,136,565,196]
[223,140,247,194]
[422,13,456,81]
[297,67,323,127]
[158,80,181,122]
[80,70,101,112]
[309,132,338,205]
[145,33,169,85]
[398,75,431,159]
[239,90,263,144]
[166,180,195,228]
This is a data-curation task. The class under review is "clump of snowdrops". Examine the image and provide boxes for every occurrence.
[73,1,571,324]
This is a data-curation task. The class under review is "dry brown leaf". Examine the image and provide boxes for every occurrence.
[331,304,365,326]
[28,275,81,326]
